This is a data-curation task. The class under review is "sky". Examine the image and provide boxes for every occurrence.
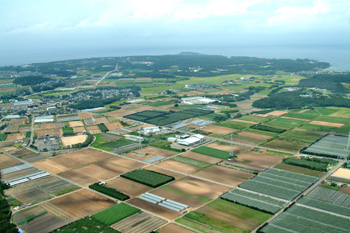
[1,0,350,65]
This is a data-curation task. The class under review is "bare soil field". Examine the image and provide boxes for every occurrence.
[266,110,288,116]
[151,188,203,208]
[73,126,86,133]
[339,186,350,194]
[49,189,116,219]
[60,161,129,186]
[235,151,283,170]
[159,223,195,233]
[201,124,238,134]
[79,112,93,119]
[181,151,222,164]
[145,166,185,180]
[69,121,84,127]
[6,133,25,141]
[238,131,272,140]
[11,148,36,157]
[332,168,350,179]
[33,148,112,174]
[168,176,231,199]
[40,123,57,129]
[108,105,156,117]
[195,165,254,186]
[233,119,258,124]
[105,122,123,131]
[156,160,200,174]
[107,156,145,170]
[309,120,344,127]
[142,146,178,157]
[5,125,19,133]
[9,118,26,125]
[206,142,251,154]
[107,177,153,197]
[61,135,88,147]
[19,212,66,233]
[127,198,182,219]
[37,129,62,137]
[87,125,101,134]
[95,117,109,124]
[11,186,52,204]
[2,167,39,181]
[0,146,17,151]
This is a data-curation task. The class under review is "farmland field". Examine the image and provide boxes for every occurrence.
[221,188,288,214]
[151,187,204,208]
[279,128,326,143]
[158,223,195,233]
[54,217,117,232]
[177,199,272,233]
[121,169,175,187]
[194,165,254,186]
[274,163,325,177]
[92,203,140,225]
[262,139,308,152]
[235,151,284,170]
[156,160,201,174]
[107,177,153,197]
[302,134,350,159]
[239,168,318,201]
[192,146,231,159]
[265,117,305,129]
[171,155,212,168]
[181,151,222,164]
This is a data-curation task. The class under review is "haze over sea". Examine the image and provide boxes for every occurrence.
[1,45,349,71]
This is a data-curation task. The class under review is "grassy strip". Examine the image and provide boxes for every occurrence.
[192,146,232,159]
[92,203,140,225]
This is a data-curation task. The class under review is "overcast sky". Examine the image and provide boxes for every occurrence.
[1,0,350,64]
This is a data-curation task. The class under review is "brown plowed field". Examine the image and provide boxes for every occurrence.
[11,187,52,204]
[151,188,203,208]
[235,151,283,170]
[201,124,238,134]
[107,177,152,197]
[37,129,62,137]
[181,151,222,164]
[206,142,251,153]
[11,148,35,157]
[142,146,178,157]
[309,120,344,127]
[136,77,152,82]
[145,166,185,180]
[105,122,123,131]
[2,167,39,181]
[156,160,200,174]
[168,176,230,199]
[49,189,116,219]
[238,131,272,140]
[69,121,84,127]
[159,223,194,233]
[0,154,21,170]
[107,156,145,169]
[0,146,17,151]
[127,198,181,219]
[195,165,254,186]
[60,162,129,186]
[73,126,86,133]
[84,118,96,126]
[79,112,93,119]
[6,133,25,140]
[32,148,112,174]
[36,123,57,129]
[95,117,109,124]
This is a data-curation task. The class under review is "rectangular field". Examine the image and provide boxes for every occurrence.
[107,177,153,197]
[192,146,231,159]
[156,160,201,174]
[302,134,349,159]
[92,203,140,225]
[49,189,116,219]
[195,165,254,186]
[235,151,284,170]
[177,199,272,233]
[181,151,222,164]
[239,168,318,201]
[121,169,175,188]
[262,139,308,152]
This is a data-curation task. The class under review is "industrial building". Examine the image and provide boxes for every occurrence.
[181,96,217,105]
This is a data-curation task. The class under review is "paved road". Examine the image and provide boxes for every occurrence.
[251,159,347,233]
[95,71,112,86]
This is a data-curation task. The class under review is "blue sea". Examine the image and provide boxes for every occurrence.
[1,45,349,71]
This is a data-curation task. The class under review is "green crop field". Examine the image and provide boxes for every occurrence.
[177,199,272,233]
[0,134,7,141]
[92,203,140,225]
[102,139,133,149]
[238,115,268,123]
[91,134,113,151]
[171,156,212,168]
[304,107,338,116]
[56,217,118,232]
[192,146,231,159]
[283,112,318,120]
[160,186,212,203]
[279,129,325,143]
[121,169,175,187]
[262,139,308,152]
[147,101,173,107]
[265,118,305,129]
